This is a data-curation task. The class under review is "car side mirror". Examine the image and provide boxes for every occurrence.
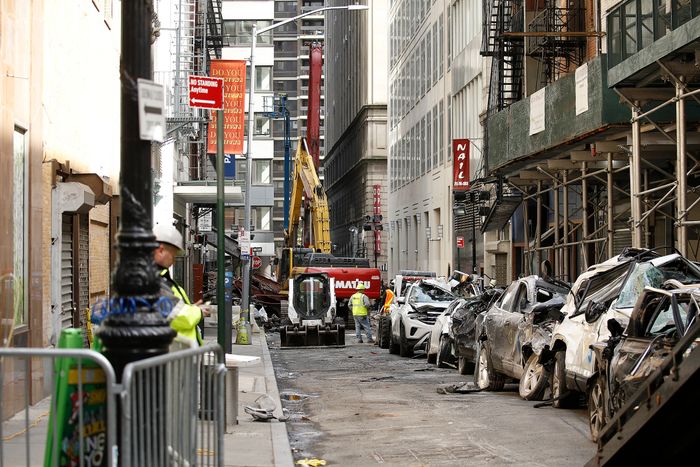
[396,297,405,305]
[607,318,624,338]
[584,301,607,324]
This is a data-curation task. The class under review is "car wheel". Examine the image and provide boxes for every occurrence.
[426,335,436,364]
[458,356,474,375]
[379,315,391,349]
[518,354,549,401]
[389,324,399,354]
[436,336,451,368]
[399,323,413,357]
[587,374,607,442]
[474,340,505,391]
[552,350,577,408]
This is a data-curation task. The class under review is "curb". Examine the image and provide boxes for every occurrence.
[259,332,295,467]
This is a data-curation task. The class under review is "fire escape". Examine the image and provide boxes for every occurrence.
[167,0,225,181]
[480,0,524,232]
[527,0,586,87]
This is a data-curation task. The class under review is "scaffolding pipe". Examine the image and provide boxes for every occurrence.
[677,79,688,256]
[631,106,643,247]
[607,153,614,257]
[536,181,542,273]
[636,185,677,228]
[563,171,570,280]
[528,237,607,251]
[680,194,700,220]
[554,179,560,275]
[524,190,531,275]
[637,181,677,197]
[582,162,589,269]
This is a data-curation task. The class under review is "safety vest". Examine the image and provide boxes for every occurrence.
[350,292,368,316]
[160,269,203,345]
[383,289,395,313]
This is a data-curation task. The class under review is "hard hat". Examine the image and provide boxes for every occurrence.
[357,283,366,290]
[153,223,184,251]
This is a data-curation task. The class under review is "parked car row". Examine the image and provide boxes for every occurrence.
[379,248,700,441]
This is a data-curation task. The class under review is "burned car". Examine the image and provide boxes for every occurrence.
[426,299,465,367]
[449,287,504,375]
[587,286,700,441]
[389,279,456,357]
[548,248,700,408]
[474,276,569,400]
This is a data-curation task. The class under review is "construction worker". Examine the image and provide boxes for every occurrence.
[350,283,373,343]
[383,286,395,313]
[154,223,208,346]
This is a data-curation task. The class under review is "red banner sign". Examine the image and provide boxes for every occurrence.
[207,60,246,155]
[452,139,470,191]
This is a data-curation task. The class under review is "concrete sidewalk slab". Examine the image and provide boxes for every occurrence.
[203,329,293,467]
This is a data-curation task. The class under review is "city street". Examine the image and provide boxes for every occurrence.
[269,332,595,466]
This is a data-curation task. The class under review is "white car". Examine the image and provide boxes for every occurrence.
[547,249,700,407]
[426,299,465,367]
[389,279,456,357]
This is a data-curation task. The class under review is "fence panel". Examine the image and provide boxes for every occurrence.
[120,344,226,467]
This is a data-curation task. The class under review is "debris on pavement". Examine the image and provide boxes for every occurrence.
[295,458,327,466]
[244,394,290,422]
[359,376,395,382]
[436,382,482,394]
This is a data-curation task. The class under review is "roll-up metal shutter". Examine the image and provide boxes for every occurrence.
[78,213,90,347]
[60,214,74,330]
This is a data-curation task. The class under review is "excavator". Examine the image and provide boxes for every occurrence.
[276,43,381,347]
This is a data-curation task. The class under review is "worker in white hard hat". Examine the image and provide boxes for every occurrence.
[154,222,207,346]
[349,283,373,343]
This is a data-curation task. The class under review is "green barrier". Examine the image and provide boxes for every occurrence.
[44,328,108,466]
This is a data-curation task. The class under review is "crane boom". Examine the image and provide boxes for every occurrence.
[286,138,332,253]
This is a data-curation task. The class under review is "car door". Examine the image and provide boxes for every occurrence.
[485,281,521,373]
[501,282,531,377]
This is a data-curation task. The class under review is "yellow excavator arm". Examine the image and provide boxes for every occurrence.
[285,138,332,253]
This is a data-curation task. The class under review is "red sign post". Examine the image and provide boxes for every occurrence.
[452,139,470,191]
[251,256,262,270]
[188,76,224,109]
[456,236,465,249]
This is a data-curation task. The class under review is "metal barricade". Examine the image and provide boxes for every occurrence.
[0,347,118,467]
[119,344,226,467]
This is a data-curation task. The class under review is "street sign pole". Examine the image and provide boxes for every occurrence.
[216,108,232,353]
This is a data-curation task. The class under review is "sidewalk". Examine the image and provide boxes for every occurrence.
[203,325,294,467]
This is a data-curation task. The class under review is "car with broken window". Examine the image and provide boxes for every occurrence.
[587,285,700,441]
[547,248,700,409]
[389,279,456,357]
[474,275,569,400]
[426,298,465,367]
[449,287,504,375]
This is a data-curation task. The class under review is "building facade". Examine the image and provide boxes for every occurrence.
[325,0,389,273]
[2,0,121,417]
[480,0,700,284]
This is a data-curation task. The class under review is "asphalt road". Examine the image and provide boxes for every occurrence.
[268,332,597,466]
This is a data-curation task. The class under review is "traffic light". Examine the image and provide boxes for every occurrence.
[373,214,383,223]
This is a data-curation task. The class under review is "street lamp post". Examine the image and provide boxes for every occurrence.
[241,4,369,334]
[97,0,175,377]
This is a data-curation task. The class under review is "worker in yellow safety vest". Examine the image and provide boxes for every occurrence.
[350,284,374,344]
[154,223,209,346]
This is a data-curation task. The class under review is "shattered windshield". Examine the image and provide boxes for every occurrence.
[411,283,455,303]
[617,260,700,309]
[575,264,630,315]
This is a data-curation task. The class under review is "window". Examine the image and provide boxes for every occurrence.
[223,20,272,45]
[574,264,630,315]
[244,113,271,137]
[254,207,271,231]
[252,159,271,184]
[12,127,27,326]
[246,66,272,91]
[275,1,296,14]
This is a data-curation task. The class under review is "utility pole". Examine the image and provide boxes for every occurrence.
[97,0,175,377]
[216,108,232,353]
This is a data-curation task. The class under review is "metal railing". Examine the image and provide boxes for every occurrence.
[0,347,118,467]
[119,344,226,467]
[0,344,226,467]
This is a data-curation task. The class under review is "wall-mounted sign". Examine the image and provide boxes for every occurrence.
[207,60,246,155]
[452,139,470,191]
[529,88,545,135]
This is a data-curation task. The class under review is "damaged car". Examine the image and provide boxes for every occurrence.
[389,279,456,357]
[587,286,700,441]
[426,299,465,367]
[474,276,569,400]
[449,287,504,375]
[547,248,700,409]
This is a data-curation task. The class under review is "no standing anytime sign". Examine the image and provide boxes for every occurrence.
[188,76,224,110]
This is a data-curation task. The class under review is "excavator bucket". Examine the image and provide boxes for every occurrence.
[280,324,345,347]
